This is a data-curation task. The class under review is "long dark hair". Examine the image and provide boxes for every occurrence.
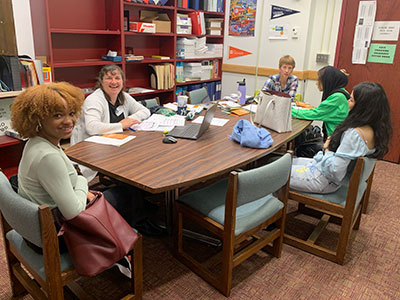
[96,64,126,105]
[328,82,392,159]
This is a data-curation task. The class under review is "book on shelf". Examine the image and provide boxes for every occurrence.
[148,63,174,90]
[188,12,205,35]
[151,55,171,60]
[19,57,40,88]
[126,55,144,61]
[189,0,200,10]
[127,87,155,94]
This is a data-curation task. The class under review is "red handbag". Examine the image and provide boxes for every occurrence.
[59,191,138,277]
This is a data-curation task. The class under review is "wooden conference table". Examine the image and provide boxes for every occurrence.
[65,106,310,231]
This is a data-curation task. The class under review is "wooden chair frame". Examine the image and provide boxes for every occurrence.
[284,157,373,264]
[174,169,290,296]
[0,204,143,300]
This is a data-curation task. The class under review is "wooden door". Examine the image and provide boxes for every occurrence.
[335,0,400,163]
[0,0,18,56]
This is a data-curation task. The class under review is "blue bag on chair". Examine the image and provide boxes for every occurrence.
[229,119,273,149]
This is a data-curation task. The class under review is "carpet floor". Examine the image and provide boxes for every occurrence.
[1,160,399,299]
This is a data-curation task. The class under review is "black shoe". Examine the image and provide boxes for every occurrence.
[134,219,164,237]
[264,223,277,231]
[143,200,159,217]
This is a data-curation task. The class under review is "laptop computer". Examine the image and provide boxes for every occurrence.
[167,103,217,140]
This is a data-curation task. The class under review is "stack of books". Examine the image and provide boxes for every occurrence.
[183,62,202,81]
[206,18,223,35]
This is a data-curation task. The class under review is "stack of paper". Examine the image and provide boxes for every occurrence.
[183,62,202,81]
[85,134,135,147]
[132,114,186,131]
[177,38,196,59]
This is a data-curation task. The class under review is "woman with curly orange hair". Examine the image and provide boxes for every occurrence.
[11,82,91,219]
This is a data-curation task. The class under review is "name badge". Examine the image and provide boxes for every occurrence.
[115,106,123,116]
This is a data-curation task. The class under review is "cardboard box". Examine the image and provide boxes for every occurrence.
[129,22,156,33]
[140,10,171,33]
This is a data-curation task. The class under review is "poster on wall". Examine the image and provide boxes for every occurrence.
[229,0,257,37]
[352,1,376,64]
[270,5,300,20]
[268,24,289,40]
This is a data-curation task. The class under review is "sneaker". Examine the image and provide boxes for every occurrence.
[114,256,131,278]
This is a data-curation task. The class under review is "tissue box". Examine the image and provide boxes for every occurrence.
[101,55,122,62]
[140,10,171,33]
[129,22,156,33]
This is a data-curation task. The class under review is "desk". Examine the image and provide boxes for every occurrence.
[66,110,310,194]
[66,109,310,232]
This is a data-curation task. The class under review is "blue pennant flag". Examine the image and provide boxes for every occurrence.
[271,5,300,20]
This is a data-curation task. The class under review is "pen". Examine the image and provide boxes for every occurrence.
[129,127,136,132]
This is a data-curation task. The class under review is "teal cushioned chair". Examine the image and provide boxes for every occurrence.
[284,157,376,264]
[0,171,143,300]
[174,153,292,296]
[187,87,210,104]
[138,97,159,109]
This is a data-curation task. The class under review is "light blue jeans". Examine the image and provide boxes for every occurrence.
[289,157,340,194]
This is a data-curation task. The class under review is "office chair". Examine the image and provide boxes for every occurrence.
[174,153,292,296]
[186,87,210,104]
[138,97,160,109]
[284,157,376,264]
[0,171,143,300]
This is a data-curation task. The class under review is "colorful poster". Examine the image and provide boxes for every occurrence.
[229,0,257,37]
[228,46,252,58]
[271,5,300,20]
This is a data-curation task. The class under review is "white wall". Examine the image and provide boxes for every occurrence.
[11,0,35,58]
[222,0,344,107]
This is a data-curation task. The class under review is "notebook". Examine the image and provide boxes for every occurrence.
[167,103,217,140]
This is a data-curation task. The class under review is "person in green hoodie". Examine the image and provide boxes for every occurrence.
[292,66,350,140]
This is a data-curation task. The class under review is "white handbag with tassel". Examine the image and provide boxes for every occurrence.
[254,90,292,133]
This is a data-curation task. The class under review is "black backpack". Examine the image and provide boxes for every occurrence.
[294,125,324,158]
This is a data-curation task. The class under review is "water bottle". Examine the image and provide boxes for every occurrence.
[237,78,246,105]
[177,95,188,115]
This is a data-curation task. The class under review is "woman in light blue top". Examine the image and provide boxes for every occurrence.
[290,82,392,194]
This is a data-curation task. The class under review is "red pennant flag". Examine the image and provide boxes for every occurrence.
[229,46,252,59]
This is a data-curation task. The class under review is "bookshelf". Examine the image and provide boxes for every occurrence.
[0,91,23,178]
[43,0,225,104]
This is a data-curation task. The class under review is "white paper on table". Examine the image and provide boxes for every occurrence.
[133,114,186,131]
[243,104,257,113]
[192,116,229,126]
[85,135,135,146]
[219,101,241,108]
[163,103,178,111]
